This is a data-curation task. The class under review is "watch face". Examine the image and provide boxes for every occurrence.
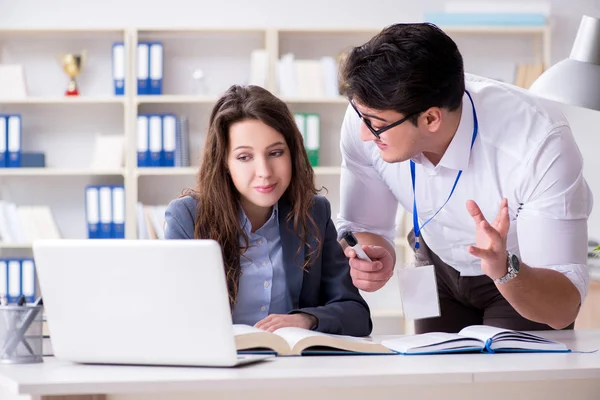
[510,253,520,272]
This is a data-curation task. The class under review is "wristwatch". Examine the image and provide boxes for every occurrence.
[494,252,520,285]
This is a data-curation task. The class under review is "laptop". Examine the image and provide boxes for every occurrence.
[32,239,273,367]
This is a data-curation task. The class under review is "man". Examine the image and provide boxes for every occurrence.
[336,22,593,333]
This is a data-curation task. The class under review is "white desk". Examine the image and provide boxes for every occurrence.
[1,330,599,400]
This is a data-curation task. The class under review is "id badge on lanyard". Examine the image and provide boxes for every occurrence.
[398,90,479,321]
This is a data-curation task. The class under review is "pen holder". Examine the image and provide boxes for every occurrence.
[0,305,44,364]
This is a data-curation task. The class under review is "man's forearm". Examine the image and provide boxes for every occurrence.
[496,262,581,329]
[340,232,397,264]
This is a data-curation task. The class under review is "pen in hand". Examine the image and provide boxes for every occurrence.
[342,231,372,262]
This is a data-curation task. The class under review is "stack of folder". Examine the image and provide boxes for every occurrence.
[294,113,320,167]
[137,114,189,168]
[0,115,21,168]
[84,185,125,239]
[0,259,37,304]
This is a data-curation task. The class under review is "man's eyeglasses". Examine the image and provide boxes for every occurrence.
[349,99,422,139]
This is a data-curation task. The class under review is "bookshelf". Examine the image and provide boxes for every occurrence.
[0,24,550,330]
[0,24,550,253]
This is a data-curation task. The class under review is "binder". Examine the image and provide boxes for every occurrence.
[294,113,306,144]
[305,114,320,167]
[7,260,20,304]
[98,186,113,239]
[112,42,126,96]
[111,185,125,239]
[0,115,6,168]
[137,42,150,95]
[7,115,21,168]
[148,115,162,167]
[137,115,149,167]
[175,116,190,167]
[20,259,35,303]
[0,260,7,301]
[161,114,176,167]
[85,185,100,239]
[149,42,163,95]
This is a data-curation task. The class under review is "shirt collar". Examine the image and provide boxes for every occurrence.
[411,91,475,172]
[438,92,475,171]
[239,202,279,234]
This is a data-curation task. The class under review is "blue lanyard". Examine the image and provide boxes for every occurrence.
[411,90,478,250]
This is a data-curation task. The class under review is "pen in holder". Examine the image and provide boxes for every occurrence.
[0,297,44,364]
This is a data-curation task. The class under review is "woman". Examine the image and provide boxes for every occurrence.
[164,84,372,336]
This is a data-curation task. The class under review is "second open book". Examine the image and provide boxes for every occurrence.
[234,324,570,356]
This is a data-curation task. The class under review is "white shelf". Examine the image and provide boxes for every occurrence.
[313,166,342,175]
[0,168,125,177]
[276,25,548,35]
[0,97,125,105]
[0,243,32,249]
[280,96,348,104]
[135,95,218,104]
[276,27,384,34]
[135,166,342,177]
[135,167,197,176]
[138,27,267,34]
[0,27,125,34]
[135,95,349,105]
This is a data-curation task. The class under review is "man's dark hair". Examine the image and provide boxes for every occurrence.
[340,23,465,124]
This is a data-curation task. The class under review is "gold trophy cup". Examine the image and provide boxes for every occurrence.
[60,52,85,96]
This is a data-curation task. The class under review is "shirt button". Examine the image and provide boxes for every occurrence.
[262,261,268,266]
[264,281,270,288]
[260,305,267,311]
[257,239,263,245]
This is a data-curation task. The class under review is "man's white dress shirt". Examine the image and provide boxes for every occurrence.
[337,74,593,303]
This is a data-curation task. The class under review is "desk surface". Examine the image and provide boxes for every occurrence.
[0,330,599,398]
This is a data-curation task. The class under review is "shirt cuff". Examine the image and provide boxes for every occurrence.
[336,220,396,248]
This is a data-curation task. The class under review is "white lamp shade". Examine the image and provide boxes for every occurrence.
[529,15,600,111]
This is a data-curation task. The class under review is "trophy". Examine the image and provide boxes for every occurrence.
[60,51,86,96]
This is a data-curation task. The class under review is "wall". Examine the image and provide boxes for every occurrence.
[2,0,600,240]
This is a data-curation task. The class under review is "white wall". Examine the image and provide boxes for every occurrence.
[2,0,600,240]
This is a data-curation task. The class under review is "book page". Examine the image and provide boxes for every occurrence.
[273,327,329,349]
[233,324,264,336]
[381,332,483,354]
[274,327,386,354]
[233,324,292,355]
[458,325,512,342]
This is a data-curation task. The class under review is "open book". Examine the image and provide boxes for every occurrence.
[381,325,570,355]
[233,325,395,356]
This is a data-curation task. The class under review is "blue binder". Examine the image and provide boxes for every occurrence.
[137,114,150,167]
[20,259,36,303]
[148,115,162,167]
[6,259,21,304]
[149,42,163,95]
[6,115,21,168]
[111,185,125,239]
[85,185,100,239]
[98,185,113,239]
[0,260,7,302]
[161,114,176,167]
[137,42,150,95]
[112,42,126,96]
[0,115,6,168]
